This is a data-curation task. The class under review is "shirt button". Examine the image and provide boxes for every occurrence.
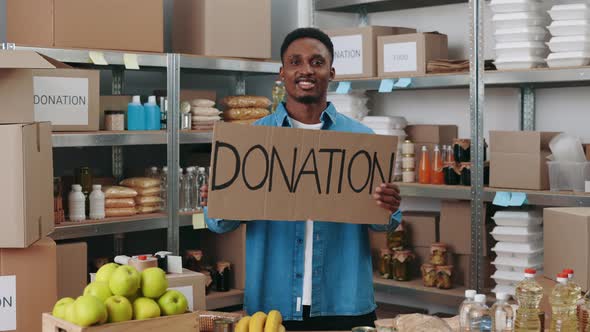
[297,238,303,244]
[296,273,302,278]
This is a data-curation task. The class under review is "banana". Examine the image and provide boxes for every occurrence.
[236,315,251,332]
[264,310,283,332]
[249,311,267,332]
[278,325,286,332]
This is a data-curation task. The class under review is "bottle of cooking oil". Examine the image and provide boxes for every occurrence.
[582,289,590,332]
[563,269,582,302]
[550,273,579,332]
[514,268,543,332]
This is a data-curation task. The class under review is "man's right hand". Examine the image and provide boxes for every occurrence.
[200,184,208,207]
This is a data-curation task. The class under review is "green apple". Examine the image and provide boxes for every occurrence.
[157,290,188,316]
[96,263,120,283]
[52,297,75,320]
[109,265,140,297]
[133,297,161,320]
[141,267,168,299]
[64,302,77,324]
[104,295,133,323]
[84,282,113,302]
[73,295,108,327]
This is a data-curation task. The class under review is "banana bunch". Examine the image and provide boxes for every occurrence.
[236,310,285,332]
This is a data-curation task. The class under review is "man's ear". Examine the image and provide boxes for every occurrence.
[330,67,336,81]
[279,66,285,81]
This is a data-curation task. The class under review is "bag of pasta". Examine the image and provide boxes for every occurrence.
[103,186,138,198]
[120,177,161,189]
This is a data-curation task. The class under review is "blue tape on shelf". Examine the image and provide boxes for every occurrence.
[493,191,511,207]
[335,81,351,94]
[394,77,412,88]
[508,192,528,206]
[378,79,395,93]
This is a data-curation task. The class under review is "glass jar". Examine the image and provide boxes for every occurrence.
[391,250,414,281]
[460,162,471,186]
[215,261,231,292]
[379,249,393,279]
[402,140,415,155]
[435,265,453,289]
[421,264,437,287]
[104,110,125,131]
[443,162,460,185]
[185,249,206,272]
[453,138,471,163]
[387,222,405,251]
[430,243,448,266]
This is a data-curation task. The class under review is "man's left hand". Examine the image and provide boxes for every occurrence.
[373,183,401,213]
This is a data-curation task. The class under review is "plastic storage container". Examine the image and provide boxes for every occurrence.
[494,55,545,70]
[495,41,548,58]
[490,226,543,243]
[548,20,590,37]
[492,210,543,227]
[493,260,543,272]
[490,0,542,14]
[494,254,544,268]
[547,36,590,53]
[492,12,548,29]
[494,27,547,43]
[547,51,590,68]
[492,241,544,259]
[547,161,590,192]
[548,4,590,21]
[493,270,527,286]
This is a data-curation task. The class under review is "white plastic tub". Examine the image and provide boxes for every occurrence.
[494,55,545,70]
[491,226,543,243]
[547,51,590,68]
[547,35,590,53]
[548,20,590,37]
[490,0,542,14]
[548,4,590,21]
[494,26,547,43]
[492,12,548,29]
[547,160,590,191]
[493,253,544,267]
[493,210,543,227]
[492,241,544,260]
[492,270,527,286]
[493,260,543,272]
[495,41,548,58]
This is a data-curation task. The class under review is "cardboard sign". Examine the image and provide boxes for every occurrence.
[332,34,364,76]
[208,123,398,225]
[0,275,17,331]
[33,76,90,125]
[383,42,418,73]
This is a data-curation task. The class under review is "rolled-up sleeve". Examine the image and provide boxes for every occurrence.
[204,207,242,234]
[369,210,402,232]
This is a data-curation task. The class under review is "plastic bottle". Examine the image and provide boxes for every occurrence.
[419,145,431,184]
[492,292,514,332]
[161,166,168,211]
[68,184,86,222]
[460,289,478,331]
[583,289,590,332]
[197,167,209,208]
[431,144,445,185]
[550,273,579,332]
[562,269,582,302]
[127,96,145,130]
[89,184,105,220]
[180,168,194,212]
[470,294,492,331]
[146,166,159,179]
[514,268,543,332]
[144,96,161,130]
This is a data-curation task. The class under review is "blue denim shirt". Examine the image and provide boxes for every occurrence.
[205,102,402,320]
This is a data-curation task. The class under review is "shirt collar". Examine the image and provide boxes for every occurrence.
[274,102,338,128]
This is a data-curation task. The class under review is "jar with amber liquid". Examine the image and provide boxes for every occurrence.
[387,222,406,251]
[421,264,437,287]
[430,243,448,266]
[378,249,393,279]
[435,265,453,289]
[391,250,414,281]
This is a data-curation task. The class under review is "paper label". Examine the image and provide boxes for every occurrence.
[33,76,89,125]
[0,276,17,331]
[169,286,194,311]
[383,42,418,73]
[332,35,363,75]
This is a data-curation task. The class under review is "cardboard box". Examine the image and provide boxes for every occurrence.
[326,26,416,80]
[99,95,132,130]
[57,242,87,299]
[167,269,207,311]
[198,225,247,290]
[404,212,439,247]
[0,51,100,131]
[453,254,493,289]
[0,237,57,332]
[490,131,560,190]
[54,0,164,52]
[537,276,557,328]
[544,207,590,291]
[439,200,488,256]
[6,0,54,48]
[208,122,398,225]
[378,33,448,78]
[412,246,431,276]
[584,144,590,161]
[0,122,54,248]
[173,0,271,59]
[405,125,458,144]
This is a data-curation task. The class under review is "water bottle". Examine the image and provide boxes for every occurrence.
[89,184,105,220]
[68,184,86,221]
[491,292,514,332]
[470,294,492,332]
[144,95,161,130]
[161,166,168,211]
[180,168,194,212]
[460,289,477,331]
[197,167,208,208]
[127,95,145,130]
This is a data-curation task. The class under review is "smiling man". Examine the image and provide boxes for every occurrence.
[202,28,402,330]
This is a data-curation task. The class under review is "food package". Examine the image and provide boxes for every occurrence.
[105,198,135,208]
[192,107,221,116]
[135,196,163,205]
[105,207,137,218]
[192,115,222,122]
[180,101,192,114]
[120,177,161,189]
[192,99,216,108]
[221,95,271,109]
[223,108,269,121]
[133,187,161,197]
[393,314,453,332]
[136,205,162,214]
[226,119,258,125]
[103,186,138,198]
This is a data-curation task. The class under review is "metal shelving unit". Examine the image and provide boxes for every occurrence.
[315,0,467,13]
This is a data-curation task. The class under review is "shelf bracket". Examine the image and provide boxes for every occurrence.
[520,87,536,131]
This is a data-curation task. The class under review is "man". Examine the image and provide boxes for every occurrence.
[201,28,402,330]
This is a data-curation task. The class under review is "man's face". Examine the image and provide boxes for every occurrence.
[280,37,335,105]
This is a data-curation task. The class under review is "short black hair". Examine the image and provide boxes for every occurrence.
[280,27,334,64]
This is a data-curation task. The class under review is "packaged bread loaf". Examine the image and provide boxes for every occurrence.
[133,187,161,197]
[120,177,161,189]
[222,95,271,109]
[224,108,269,121]
[105,198,135,208]
[192,107,220,116]
[192,115,222,122]
[105,207,137,218]
[136,205,161,214]
[135,196,163,205]
[192,99,216,108]
[103,186,138,198]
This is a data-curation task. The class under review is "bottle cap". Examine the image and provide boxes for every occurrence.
[434,145,440,152]
[151,166,158,172]
[496,292,509,301]
[422,145,427,151]
[524,268,536,275]
[563,268,574,276]
[72,184,82,191]
[199,167,206,172]
[138,255,147,261]
[474,294,486,303]
[92,184,101,190]
[148,96,156,104]
[162,166,168,172]
[465,290,476,298]
[132,95,141,104]
[558,272,569,278]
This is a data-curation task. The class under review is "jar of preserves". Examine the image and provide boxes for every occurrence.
[391,250,414,281]
[435,265,453,289]
[453,138,471,163]
[430,243,448,266]
[402,140,415,155]
[387,222,405,251]
[215,261,231,292]
[460,162,472,186]
[379,249,393,279]
[421,264,437,287]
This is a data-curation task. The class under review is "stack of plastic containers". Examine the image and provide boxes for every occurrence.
[547,3,590,68]
[491,210,544,296]
[491,0,549,70]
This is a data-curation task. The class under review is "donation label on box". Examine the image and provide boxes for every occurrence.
[0,275,16,331]
[383,42,418,73]
[332,34,364,75]
[208,123,398,225]
[34,76,89,126]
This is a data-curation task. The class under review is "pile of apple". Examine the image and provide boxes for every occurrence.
[52,263,189,327]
